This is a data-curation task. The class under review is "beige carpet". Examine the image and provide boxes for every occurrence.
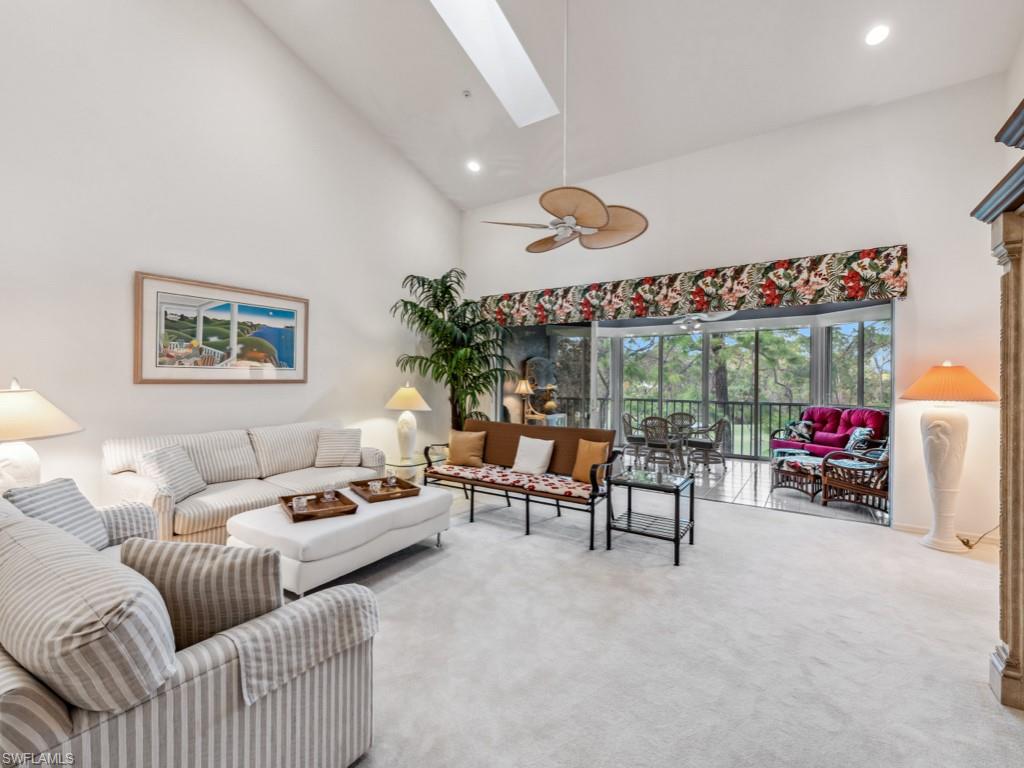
[335,490,1023,767]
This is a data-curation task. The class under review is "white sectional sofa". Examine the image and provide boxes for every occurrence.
[101,421,384,544]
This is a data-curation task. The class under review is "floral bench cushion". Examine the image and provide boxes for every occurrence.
[426,463,594,500]
[773,452,880,474]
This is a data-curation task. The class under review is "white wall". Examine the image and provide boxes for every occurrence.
[0,0,460,499]
[1007,32,1024,117]
[463,76,1008,538]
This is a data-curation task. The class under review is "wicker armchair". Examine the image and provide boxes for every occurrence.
[686,419,729,471]
[820,447,889,520]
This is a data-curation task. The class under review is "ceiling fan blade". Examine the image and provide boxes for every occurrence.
[482,220,551,229]
[539,186,610,229]
[526,232,579,253]
[579,205,649,249]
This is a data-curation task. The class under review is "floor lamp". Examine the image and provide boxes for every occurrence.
[901,361,998,552]
[0,379,81,493]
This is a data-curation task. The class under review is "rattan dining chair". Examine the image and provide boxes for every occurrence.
[667,412,696,432]
[642,416,682,473]
[686,418,729,471]
[621,413,648,468]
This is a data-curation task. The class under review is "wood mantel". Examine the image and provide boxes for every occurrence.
[975,97,1024,709]
[991,211,1024,709]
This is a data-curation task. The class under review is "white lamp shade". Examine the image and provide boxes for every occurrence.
[0,385,81,441]
[385,384,431,412]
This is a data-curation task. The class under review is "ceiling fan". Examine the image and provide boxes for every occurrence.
[481,0,648,253]
[673,311,739,331]
[483,188,648,253]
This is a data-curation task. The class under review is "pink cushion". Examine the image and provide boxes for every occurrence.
[811,431,849,448]
[800,407,842,434]
[770,439,842,458]
[838,408,888,438]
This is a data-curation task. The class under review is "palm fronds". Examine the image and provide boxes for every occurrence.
[392,268,511,429]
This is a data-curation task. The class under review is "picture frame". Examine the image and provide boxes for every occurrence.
[133,272,309,384]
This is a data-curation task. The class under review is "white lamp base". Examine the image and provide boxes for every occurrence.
[919,406,969,553]
[0,441,42,494]
[396,410,417,462]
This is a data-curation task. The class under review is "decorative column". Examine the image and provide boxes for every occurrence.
[991,211,1024,709]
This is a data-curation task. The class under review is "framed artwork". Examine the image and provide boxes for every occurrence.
[134,272,308,384]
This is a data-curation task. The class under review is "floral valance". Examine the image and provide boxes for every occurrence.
[481,245,907,327]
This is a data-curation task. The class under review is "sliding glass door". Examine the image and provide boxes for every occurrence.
[500,307,891,460]
[757,328,811,456]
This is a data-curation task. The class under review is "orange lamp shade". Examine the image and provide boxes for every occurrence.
[900,362,998,402]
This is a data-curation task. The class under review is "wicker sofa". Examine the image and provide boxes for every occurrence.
[769,406,888,457]
[101,421,385,544]
[424,419,618,549]
[0,498,378,767]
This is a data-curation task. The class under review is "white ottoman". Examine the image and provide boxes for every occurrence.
[226,485,452,595]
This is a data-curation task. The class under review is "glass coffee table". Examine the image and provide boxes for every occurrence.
[607,470,695,566]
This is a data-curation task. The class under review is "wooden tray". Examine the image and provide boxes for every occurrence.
[348,477,421,503]
[279,491,357,523]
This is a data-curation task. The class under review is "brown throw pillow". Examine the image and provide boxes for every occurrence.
[572,439,610,484]
[448,430,486,468]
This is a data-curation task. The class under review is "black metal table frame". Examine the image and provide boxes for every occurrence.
[606,474,695,566]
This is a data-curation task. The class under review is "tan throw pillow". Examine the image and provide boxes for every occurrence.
[122,539,282,651]
[449,430,486,468]
[572,439,610,484]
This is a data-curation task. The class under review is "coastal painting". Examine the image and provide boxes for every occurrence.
[134,273,308,383]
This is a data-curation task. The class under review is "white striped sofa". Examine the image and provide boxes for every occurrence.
[0,503,378,767]
[101,422,385,544]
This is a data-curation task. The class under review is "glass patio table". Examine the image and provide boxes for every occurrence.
[606,469,695,566]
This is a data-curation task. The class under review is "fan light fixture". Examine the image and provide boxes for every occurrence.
[482,0,648,252]
[466,159,482,173]
[865,24,890,46]
[672,311,739,331]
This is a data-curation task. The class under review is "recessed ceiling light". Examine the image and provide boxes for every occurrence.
[429,0,559,127]
[466,160,482,173]
[865,24,890,46]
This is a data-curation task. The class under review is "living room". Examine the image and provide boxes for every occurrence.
[2,1,1024,766]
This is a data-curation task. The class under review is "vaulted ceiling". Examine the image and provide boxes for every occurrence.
[243,0,1024,210]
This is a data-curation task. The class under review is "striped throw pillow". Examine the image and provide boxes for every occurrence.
[315,428,362,468]
[0,515,176,713]
[139,445,207,502]
[3,478,109,550]
[122,539,282,651]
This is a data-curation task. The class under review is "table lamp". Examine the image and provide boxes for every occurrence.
[901,361,998,552]
[513,379,534,424]
[0,379,81,493]
[385,383,431,461]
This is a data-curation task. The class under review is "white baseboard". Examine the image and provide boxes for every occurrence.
[892,522,1000,548]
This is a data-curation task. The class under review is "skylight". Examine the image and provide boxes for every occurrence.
[429,0,559,128]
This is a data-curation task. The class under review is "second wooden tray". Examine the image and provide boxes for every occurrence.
[348,477,421,503]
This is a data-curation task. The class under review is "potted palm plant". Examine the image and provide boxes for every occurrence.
[391,268,511,430]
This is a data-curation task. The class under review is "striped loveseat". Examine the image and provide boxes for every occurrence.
[101,421,385,544]
[0,499,378,767]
